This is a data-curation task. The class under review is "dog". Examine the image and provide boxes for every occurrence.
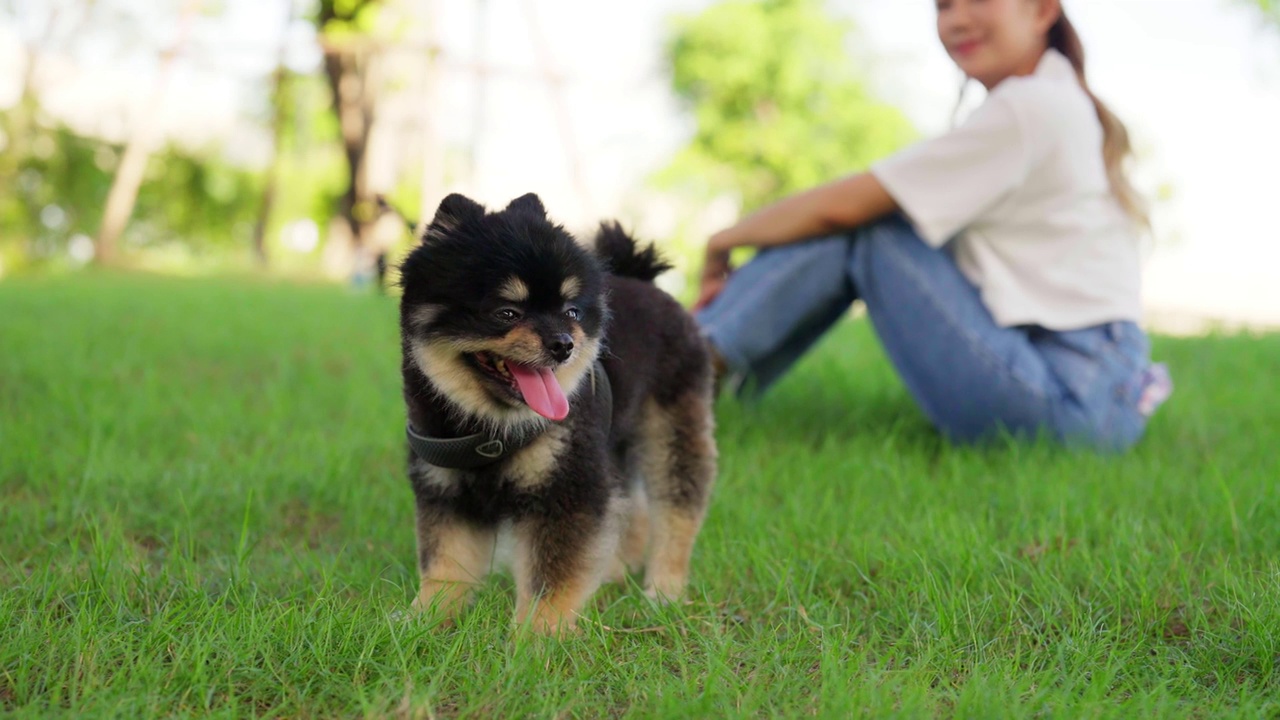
[396,192,717,635]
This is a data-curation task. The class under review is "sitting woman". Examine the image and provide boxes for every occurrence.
[694,0,1171,452]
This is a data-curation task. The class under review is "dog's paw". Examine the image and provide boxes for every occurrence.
[514,614,580,638]
[401,600,459,629]
[642,584,684,605]
[642,572,687,605]
[514,603,584,638]
[603,556,635,586]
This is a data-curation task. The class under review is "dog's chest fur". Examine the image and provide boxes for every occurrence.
[408,421,609,525]
[412,425,566,491]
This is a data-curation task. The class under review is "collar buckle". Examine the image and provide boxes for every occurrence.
[475,440,505,458]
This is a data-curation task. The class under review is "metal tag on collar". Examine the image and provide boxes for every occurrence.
[475,439,505,459]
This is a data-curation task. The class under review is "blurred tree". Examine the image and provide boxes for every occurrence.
[1242,0,1279,28]
[270,73,348,242]
[95,0,202,265]
[313,0,386,258]
[0,5,49,177]
[658,0,915,213]
[0,1,77,268]
[251,1,298,268]
[0,0,335,273]
[7,125,262,267]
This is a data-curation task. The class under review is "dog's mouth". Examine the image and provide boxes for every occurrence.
[468,351,570,421]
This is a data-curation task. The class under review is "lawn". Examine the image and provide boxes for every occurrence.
[2,273,1278,718]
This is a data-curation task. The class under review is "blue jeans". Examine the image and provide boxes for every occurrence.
[696,216,1169,452]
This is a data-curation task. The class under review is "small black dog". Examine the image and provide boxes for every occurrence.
[397,192,717,635]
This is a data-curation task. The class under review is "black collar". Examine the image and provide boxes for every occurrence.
[406,362,612,470]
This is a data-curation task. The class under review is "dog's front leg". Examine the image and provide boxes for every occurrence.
[411,505,494,624]
[511,504,620,636]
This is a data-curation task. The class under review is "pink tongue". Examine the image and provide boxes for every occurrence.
[508,363,570,421]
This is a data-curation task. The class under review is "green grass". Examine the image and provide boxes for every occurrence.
[2,273,1278,718]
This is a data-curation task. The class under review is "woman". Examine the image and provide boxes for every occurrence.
[694,0,1172,452]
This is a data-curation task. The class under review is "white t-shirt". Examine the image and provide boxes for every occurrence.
[871,49,1142,330]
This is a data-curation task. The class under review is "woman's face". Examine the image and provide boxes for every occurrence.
[936,0,1058,88]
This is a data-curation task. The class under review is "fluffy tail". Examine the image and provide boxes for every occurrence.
[593,221,673,282]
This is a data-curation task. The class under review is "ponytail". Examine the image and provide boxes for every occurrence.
[1049,12,1150,230]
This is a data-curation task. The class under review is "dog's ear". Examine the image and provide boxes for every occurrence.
[424,193,484,243]
[504,193,547,219]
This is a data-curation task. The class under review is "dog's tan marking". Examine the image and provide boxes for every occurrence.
[512,501,621,635]
[411,336,547,427]
[412,518,494,621]
[411,459,461,491]
[517,573,596,636]
[412,339,508,424]
[504,424,570,490]
[409,304,444,329]
[409,317,603,429]
[620,489,650,573]
[552,333,600,399]
[498,277,530,303]
[490,325,544,362]
[605,489,649,583]
[635,394,717,602]
[643,510,701,602]
[560,277,581,299]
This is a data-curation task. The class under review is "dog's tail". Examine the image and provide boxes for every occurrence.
[593,221,673,283]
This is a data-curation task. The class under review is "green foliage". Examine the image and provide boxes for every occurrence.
[2,275,1280,717]
[659,0,915,212]
[137,150,263,249]
[0,67,354,275]
[314,0,384,41]
[0,123,263,269]
[1244,0,1280,27]
[271,73,348,241]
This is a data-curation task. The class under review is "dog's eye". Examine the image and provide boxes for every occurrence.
[564,306,581,321]
[494,307,522,323]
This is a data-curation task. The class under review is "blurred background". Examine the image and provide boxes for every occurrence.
[2,0,1277,330]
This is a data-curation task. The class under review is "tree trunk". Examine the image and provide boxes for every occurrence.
[322,47,377,258]
[95,0,201,266]
[417,0,443,232]
[1,7,61,189]
[251,156,279,267]
[251,7,295,269]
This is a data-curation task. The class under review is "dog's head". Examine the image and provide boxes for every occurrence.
[399,193,607,427]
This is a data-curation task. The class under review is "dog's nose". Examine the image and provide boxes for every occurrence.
[548,334,574,362]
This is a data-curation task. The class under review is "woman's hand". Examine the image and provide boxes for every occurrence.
[694,235,734,311]
[691,174,898,311]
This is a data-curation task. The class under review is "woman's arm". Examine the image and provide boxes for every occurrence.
[696,172,899,309]
[709,172,898,254]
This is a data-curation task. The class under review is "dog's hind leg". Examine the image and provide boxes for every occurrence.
[637,393,717,602]
[603,459,650,585]
[617,485,651,580]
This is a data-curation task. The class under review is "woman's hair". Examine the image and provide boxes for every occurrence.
[1048,11,1149,230]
